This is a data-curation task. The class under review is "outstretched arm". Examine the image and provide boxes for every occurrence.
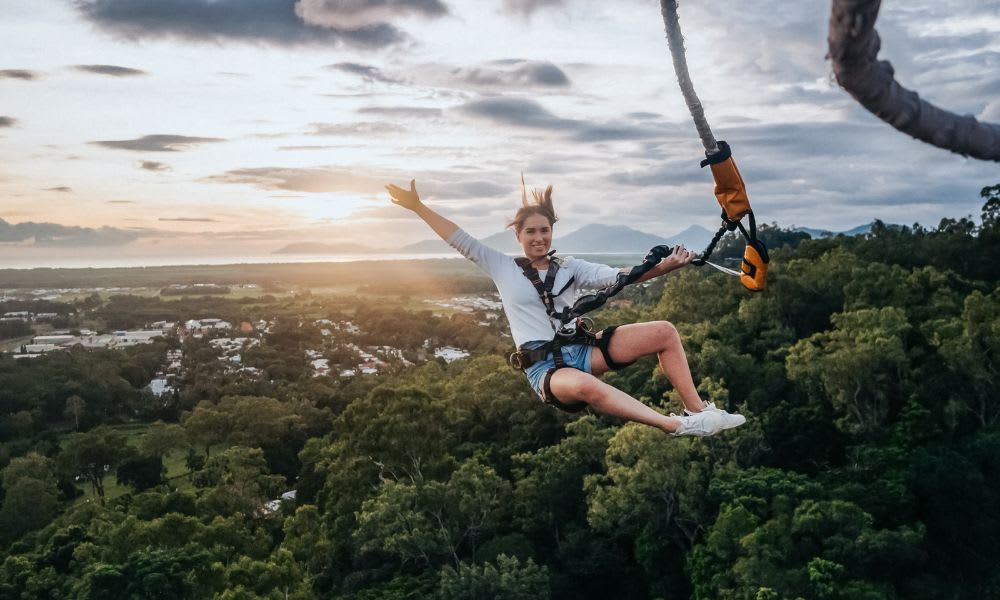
[386,179,457,241]
[633,244,695,283]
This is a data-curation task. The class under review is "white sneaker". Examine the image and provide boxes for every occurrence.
[673,402,746,436]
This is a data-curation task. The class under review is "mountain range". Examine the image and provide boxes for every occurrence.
[273,222,895,255]
[791,222,888,238]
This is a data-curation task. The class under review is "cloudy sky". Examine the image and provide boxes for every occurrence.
[1,0,998,266]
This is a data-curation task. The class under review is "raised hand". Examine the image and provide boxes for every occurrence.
[386,179,422,212]
[661,244,696,272]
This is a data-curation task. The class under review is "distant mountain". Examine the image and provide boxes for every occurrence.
[398,239,455,254]
[792,221,901,238]
[793,227,831,238]
[666,225,717,249]
[400,223,715,255]
[553,224,671,253]
[273,242,375,255]
[283,220,902,257]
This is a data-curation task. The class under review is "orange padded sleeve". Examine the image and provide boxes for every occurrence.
[710,156,752,223]
[740,242,768,291]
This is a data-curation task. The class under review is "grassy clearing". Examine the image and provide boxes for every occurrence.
[67,422,222,505]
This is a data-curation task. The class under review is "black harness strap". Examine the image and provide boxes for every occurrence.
[597,325,635,371]
[508,250,656,375]
[509,257,638,413]
[516,246,673,334]
[542,368,588,413]
[515,255,575,324]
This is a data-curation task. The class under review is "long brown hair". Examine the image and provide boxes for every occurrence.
[507,176,557,234]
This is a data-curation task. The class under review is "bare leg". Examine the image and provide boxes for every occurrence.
[547,368,683,433]
[591,321,706,413]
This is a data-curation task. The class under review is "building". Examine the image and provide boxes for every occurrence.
[113,330,165,347]
[32,335,77,345]
[435,346,471,362]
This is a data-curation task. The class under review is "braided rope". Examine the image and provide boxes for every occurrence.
[660,0,718,155]
[692,223,729,266]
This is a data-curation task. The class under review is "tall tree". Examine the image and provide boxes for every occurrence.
[0,453,60,542]
[60,426,131,505]
[64,395,86,431]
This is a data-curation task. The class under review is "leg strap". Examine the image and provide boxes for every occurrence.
[542,367,588,413]
[597,325,636,371]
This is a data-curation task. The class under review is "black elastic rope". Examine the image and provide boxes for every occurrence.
[692,223,729,266]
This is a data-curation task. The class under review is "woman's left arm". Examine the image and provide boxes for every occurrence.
[632,244,696,283]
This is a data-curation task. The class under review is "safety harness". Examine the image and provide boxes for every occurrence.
[509,142,767,411]
[508,257,605,365]
[508,254,637,412]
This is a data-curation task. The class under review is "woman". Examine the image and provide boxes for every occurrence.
[386,179,745,436]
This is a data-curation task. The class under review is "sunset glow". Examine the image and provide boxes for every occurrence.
[1,0,997,266]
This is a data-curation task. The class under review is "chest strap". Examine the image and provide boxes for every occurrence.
[514,254,575,323]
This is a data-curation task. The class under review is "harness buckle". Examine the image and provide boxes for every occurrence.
[508,351,524,370]
[555,327,576,339]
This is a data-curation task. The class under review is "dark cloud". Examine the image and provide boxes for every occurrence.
[574,122,662,142]
[606,120,905,190]
[607,159,709,187]
[43,186,74,193]
[158,217,219,222]
[456,97,679,142]
[0,218,138,247]
[328,62,402,84]
[422,180,509,199]
[626,112,664,121]
[450,60,570,88]
[0,117,15,128]
[138,160,170,171]
[75,0,408,49]
[0,69,39,80]
[91,134,225,152]
[308,121,405,136]
[721,120,889,159]
[73,64,147,77]
[502,0,564,16]
[295,0,448,29]
[456,97,579,131]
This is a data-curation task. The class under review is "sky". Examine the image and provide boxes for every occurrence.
[1,0,998,266]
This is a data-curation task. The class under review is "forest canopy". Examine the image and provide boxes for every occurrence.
[0,187,998,599]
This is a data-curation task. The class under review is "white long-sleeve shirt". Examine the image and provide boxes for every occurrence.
[447,228,621,348]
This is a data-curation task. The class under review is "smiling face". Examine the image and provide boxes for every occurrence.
[515,213,553,262]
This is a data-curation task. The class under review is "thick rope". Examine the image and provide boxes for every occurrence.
[660,0,718,155]
[829,0,1000,162]
[691,223,729,266]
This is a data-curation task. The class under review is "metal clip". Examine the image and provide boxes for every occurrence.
[555,326,576,339]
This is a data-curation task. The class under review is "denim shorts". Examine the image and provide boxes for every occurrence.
[523,342,594,400]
